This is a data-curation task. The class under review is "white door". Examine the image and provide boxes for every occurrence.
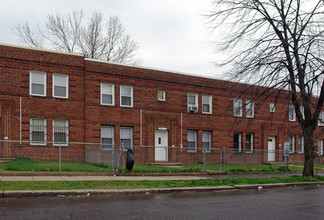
[155,130,168,161]
[268,136,276,162]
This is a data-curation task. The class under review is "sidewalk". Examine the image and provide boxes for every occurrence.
[1,172,323,198]
[1,171,322,182]
[0,175,208,182]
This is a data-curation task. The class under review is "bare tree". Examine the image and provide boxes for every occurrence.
[14,11,141,64]
[207,0,324,176]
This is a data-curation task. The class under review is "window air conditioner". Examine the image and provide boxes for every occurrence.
[188,106,198,113]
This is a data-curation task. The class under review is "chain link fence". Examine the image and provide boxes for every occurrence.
[0,140,323,174]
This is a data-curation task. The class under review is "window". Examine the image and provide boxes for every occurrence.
[120,127,133,150]
[101,83,115,106]
[246,100,254,118]
[187,130,197,152]
[246,133,253,153]
[202,131,211,153]
[120,85,133,107]
[202,95,212,114]
[298,136,304,153]
[318,111,324,126]
[289,135,295,153]
[270,103,275,112]
[53,73,68,98]
[158,90,166,101]
[233,132,242,152]
[101,126,114,149]
[289,105,296,121]
[300,106,305,120]
[233,98,242,117]
[318,139,323,156]
[30,71,46,96]
[30,118,46,145]
[187,93,198,112]
[53,119,68,146]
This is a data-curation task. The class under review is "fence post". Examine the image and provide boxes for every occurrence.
[121,145,124,169]
[223,147,226,172]
[165,146,168,170]
[203,148,206,171]
[59,144,61,172]
[112,145,115,173]
[220,148,222,172]
[254,149,257,171]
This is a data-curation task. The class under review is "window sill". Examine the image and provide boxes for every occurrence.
[30,142,47,146]
[30,94,46,97]
[53,96,69,99]
[53,144,69,147]
[101,103,115,106]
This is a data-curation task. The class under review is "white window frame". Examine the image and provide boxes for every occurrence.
[158,90,166,101]
[318,110,324,126]
[246,100,254,118]
[233,132,242,152]
[101,125,114,150]
[30,118,47,145]
[270,103,275,112]
[289,105,296,121]
[188,93,198,107]
[30,71,46,97]
[53,119,68,146]
[202,131,212,153]
[298,136,304,154]
[101,83,115,106]
[246,133,253,153]
[120,127,133,150]
[318,139,323,156]
[120,85,133,107]
[289,135,295,153]
[53,73,68,99]
[187,130,197,152]
[233,98,242,117]
[202,95,212,114]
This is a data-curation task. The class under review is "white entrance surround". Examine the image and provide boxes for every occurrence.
[155,130,168,161]
[268,136,276,162]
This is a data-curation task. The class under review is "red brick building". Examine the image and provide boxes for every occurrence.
[0,43,323,164]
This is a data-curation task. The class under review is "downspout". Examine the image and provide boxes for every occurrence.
[140,109,142,146]
[20,97,22,144]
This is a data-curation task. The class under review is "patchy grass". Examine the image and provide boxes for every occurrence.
[1,158,320,173]
[0,158,109,172]
[0,176,323,191]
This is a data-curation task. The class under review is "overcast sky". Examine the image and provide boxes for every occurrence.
[0,0,223,78]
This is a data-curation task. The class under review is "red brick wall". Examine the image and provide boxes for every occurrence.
[1,44,323,164]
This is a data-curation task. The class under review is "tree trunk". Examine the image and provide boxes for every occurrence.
[303,131,315,177]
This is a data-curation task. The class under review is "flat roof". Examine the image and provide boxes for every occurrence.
[0,42,84,57]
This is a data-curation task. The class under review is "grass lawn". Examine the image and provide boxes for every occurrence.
[1,158,322,173]
[0,176,323,191]
[0,158,109,172]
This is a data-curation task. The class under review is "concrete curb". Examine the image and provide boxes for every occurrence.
[1,182,323,198]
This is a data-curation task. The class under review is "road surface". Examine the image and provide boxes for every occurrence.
[0,185,323,219]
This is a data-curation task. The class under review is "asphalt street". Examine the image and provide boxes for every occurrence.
[1,185,323,220]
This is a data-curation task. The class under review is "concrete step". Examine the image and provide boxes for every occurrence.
[147,162,184,168]
[0,158,16,163]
